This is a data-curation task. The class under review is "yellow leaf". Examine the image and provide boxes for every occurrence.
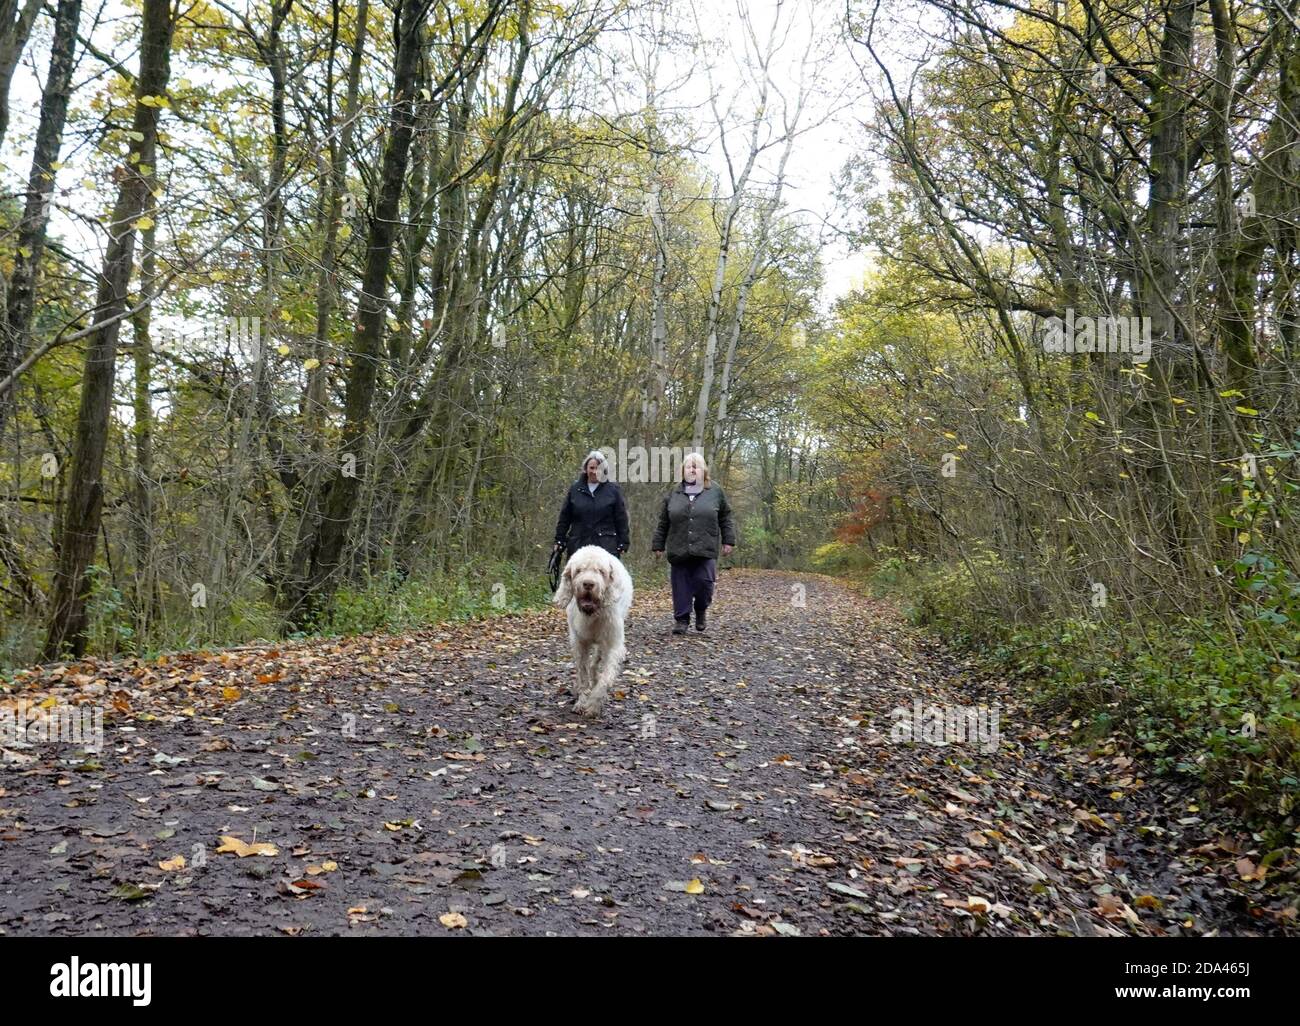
[222,686,241,701]
[303,358,320,371]
[685,878,704,894]
[277,344,291,356]
[439,912,467,928]
[158,855,186,871]
[135,216,154,231]
[216,835,278,857]
[40,696,57,709]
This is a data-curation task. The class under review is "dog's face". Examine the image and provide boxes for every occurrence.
[569,560,611,615]
[553,546,622,616]
[556,548,616,611]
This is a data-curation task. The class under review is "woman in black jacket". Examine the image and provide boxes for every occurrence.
[651,452,736,634]
[554,450,630,559]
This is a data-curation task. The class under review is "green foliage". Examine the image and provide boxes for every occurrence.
[85,564,135,656]
[993,615,1299,839]
[0,564,553,673]
[863,549,1008,649]
[812,539,890,579]
[326,562,552,636]
[869,553,1300,837]
[1220,433,1300,629]
[826,539,1300,837]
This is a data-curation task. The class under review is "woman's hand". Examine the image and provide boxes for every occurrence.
[722,544,733,555]
[652,549,663,559]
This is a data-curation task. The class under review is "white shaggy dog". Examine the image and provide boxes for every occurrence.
[552,545,633,717]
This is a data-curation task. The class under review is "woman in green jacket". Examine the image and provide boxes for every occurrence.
[651,452,736,634]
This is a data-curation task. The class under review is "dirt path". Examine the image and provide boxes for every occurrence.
[0,570,1289,936]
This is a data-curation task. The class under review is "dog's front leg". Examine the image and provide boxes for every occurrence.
[573,638,593,700]
[576,636,623,718]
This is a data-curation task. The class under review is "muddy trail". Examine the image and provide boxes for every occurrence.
[0,570,1291,936]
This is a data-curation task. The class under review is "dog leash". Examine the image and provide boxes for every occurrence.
[547,546,564,592]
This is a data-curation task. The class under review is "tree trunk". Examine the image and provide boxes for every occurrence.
[291,0,428,624]
[0,0,41,150]
[130,219,160,634]
[0,0,82,435]
[42,0,174,660]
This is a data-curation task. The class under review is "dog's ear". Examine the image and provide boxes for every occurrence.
[604,563,625,604]
[553,562,574,607]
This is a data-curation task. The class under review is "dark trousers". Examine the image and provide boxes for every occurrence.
[670,557,716,621]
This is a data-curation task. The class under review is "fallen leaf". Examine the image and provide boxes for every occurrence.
[216,835,278,857]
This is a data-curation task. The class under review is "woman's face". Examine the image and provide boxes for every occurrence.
[585,459,602,481]
[683,460,700,483]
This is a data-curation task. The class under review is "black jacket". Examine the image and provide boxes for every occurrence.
[652,483,737,562]
[555,478,630,557]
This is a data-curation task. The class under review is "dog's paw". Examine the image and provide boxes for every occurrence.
[574,693,604,718]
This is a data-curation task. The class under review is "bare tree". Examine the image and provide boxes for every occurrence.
[43,0,175,659]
